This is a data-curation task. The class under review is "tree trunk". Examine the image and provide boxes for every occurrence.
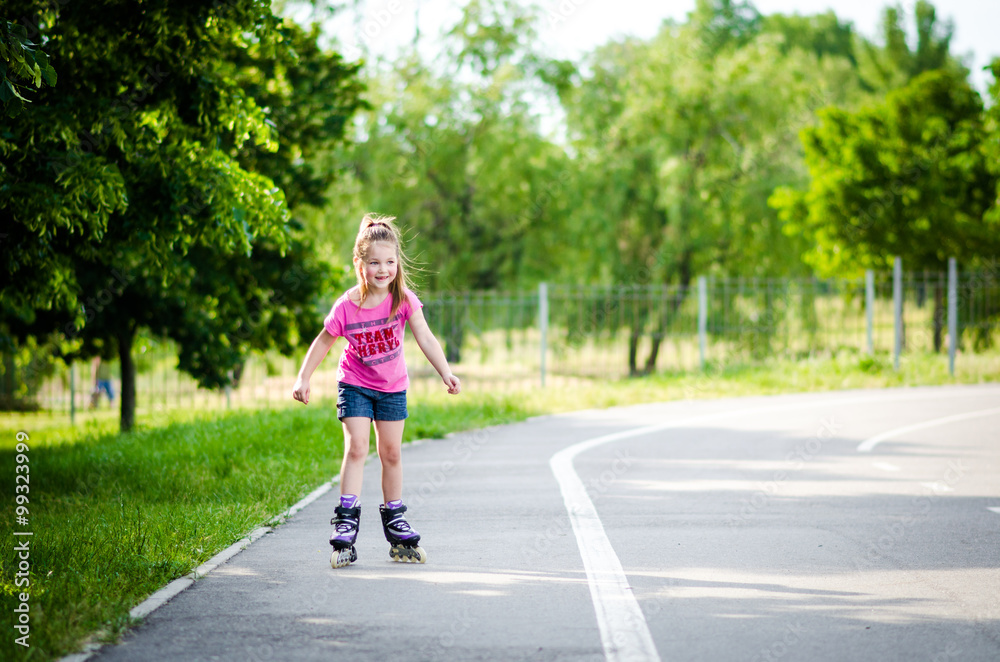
[2,352,14,399]
[628,328,641,376]
[232,360,245,388]
[445,299,464,364]
[643,331,664,374]
[933,281,944,353]
[627,297,652,376]
[118,325,136,433]
[445,334,462,364]
[642,253,691,375]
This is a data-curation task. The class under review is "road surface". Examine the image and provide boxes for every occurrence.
[84,384,1000,661]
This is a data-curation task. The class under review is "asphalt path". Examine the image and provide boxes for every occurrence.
[85,384,1000,662]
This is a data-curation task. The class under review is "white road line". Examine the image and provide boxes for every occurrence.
[551,430,663,662]
[550,401,829,661]
[987,507,1000,515]
[856,407,1000,453]
[549,387,1000,662]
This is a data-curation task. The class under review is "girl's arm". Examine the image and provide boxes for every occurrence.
[292,329,337,404]
[408,307,461,394]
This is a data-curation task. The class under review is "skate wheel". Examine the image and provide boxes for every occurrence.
[389,545,426,564]
[331,546,357,569]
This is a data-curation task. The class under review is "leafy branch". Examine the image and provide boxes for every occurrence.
[0,18,56,117]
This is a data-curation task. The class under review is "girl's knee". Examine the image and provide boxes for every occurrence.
[374,420,404,465]
[379,446,401,466]
[343,439,370,463]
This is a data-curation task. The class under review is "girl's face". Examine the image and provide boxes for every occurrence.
[357,241,398,292]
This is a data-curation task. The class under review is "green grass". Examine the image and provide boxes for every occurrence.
[1,349,998,661]
[513,348,1000,412]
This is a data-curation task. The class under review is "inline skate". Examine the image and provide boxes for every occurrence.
[379,501,426,563]
[330,495,360,568]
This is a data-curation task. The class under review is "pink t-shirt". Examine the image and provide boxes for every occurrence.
[323,288,422,393]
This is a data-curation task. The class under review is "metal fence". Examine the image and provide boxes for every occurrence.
[16,261,1000,418]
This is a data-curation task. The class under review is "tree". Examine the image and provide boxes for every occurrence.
[557,6,860,373]
[983,60,1000,230]
[316,0,576,288]
[771,69,997,350]
[762,10,856,66]
[0,1,363,430]
[689,0,762,55]
[855,1,966,93]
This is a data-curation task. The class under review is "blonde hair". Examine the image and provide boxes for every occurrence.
[352,213,412,320]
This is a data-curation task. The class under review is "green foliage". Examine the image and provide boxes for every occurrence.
[559,11,861,292]
[761,11,856,66]
[855,1,966,93]
[7,0,986,396]
[773,69,997,275]
[219,21,367,210]
[308,0,935,374]
[0,1,363,430]
[2,0,288,318]
[0,16,57,117]
[0,335,53,409]
[689,0,762,55]
[983,59,1000,232]
[446,0,539,77]
[858,354,888,374]
[311,0,981,300]
[319,0,574,292]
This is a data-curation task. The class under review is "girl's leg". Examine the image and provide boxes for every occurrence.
[340,417,372,496]
[374,419,405,502]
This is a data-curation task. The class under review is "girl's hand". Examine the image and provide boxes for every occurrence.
[443,373,461,395]
[292,377,310,404]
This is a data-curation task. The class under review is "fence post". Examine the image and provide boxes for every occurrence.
[539,282,548,388]
[698,276,707,370]
[865,270,875,355]
[893,256,903,371]
[948,257,957,376]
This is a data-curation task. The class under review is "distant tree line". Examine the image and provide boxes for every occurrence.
[319,0,998,291]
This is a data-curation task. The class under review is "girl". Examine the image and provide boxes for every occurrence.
[292,214,461,568]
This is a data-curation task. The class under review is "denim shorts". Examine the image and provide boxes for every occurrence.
[337,382,408,421]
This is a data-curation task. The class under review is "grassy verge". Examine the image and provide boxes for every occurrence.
[481,349,1000,413]
[1,349,997,661]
